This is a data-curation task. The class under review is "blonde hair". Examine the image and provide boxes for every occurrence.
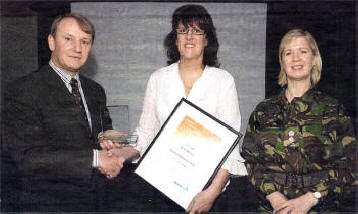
[278,29,322,87]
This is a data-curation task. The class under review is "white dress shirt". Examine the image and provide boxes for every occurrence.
[134,62,247,176]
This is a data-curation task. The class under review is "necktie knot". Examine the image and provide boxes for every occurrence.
[70,78,79,93]
[70,78,77,84]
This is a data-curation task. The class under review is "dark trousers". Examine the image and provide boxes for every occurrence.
[226,176,259,212]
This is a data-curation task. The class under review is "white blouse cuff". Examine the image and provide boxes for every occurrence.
[221,158,248,176]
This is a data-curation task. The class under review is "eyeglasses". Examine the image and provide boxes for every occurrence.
[176,28,205,35]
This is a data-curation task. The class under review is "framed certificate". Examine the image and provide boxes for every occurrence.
[135,98,242,210]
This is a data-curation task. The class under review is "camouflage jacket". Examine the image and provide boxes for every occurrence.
[241,88,356,207]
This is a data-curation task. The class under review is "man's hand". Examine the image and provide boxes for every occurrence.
[98,145,140,180]
[273,192,318,214]
[98,149,124,179]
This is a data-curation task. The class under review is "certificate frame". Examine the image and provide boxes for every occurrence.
[135,98,242,210]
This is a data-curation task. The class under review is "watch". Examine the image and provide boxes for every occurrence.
[312,191,322,199]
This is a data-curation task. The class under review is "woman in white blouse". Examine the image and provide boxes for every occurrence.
[101,4,247,213]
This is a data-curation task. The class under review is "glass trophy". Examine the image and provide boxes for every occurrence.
[100,105,138,146]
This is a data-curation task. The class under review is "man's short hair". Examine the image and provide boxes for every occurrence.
[50,13,95,43]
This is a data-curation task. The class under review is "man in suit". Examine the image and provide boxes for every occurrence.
[2,13,121,211]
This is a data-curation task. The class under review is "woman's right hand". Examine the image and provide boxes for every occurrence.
[273,192,318,214]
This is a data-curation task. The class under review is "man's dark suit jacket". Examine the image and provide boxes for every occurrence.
[2,64,113,211]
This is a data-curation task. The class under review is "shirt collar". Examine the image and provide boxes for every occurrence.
[278,86,316,103]
[49,60,79,83]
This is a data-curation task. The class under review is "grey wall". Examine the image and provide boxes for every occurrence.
[72,2,266,134]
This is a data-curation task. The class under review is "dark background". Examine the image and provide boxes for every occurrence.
[265,1,356,129]
[1,0,356,212]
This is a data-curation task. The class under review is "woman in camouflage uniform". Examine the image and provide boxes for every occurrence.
[242,29,357,213]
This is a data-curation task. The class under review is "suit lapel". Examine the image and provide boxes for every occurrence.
[80,75,103,138]
[43,66,91,133]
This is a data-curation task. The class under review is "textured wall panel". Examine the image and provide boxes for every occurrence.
[72,2,266,135]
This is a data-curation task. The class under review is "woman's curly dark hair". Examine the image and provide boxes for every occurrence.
[164,4,220,67]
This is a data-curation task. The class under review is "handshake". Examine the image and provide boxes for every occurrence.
[97,130,138,179]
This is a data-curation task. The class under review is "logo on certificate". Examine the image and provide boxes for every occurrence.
[174,115,221,143]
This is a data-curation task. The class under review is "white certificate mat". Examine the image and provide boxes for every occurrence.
[135,98,242,209]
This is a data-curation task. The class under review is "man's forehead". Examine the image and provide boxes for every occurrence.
[57,18,92,39]
[58,17,77,27]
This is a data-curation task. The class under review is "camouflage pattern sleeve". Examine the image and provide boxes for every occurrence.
[242,109,280,197]
[308,98,357,198]
[336,104,357,180]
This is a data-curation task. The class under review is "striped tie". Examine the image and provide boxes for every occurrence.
[70,78,88,121]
